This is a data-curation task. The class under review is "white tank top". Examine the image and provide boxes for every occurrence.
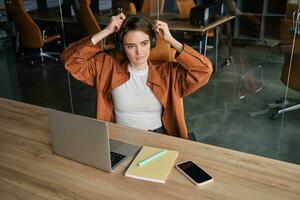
[112,63,163,130]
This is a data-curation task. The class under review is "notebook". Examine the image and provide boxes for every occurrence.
[125,146,178,183]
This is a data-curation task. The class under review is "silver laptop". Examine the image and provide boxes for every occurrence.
[48,108,140,172]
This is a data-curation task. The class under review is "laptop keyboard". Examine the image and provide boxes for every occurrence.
[110,151,126,167]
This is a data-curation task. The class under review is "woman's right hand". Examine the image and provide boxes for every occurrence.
[91,13,125,45]
[105,13,126,35]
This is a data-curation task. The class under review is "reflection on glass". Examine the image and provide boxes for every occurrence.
[278,2,300,116]
[184,0,300,165]
[238,65,263,100]
[276,1,300,164]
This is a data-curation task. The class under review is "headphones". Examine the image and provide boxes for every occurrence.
[115,15,156,52]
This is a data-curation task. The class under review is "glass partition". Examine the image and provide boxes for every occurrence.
[181,0,300,165]
[2,0,299,165]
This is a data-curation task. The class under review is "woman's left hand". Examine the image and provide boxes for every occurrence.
[153,20,173,43]
[153,20,183,53]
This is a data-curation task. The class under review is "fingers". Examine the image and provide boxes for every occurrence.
[153,20,170,40]
[110,13,126,32]
[153,20,168,33]
[117,12,126,20]
[153,20,173,43]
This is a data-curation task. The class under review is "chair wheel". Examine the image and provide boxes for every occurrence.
[271,113,280,120]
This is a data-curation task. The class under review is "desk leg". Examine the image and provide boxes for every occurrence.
[198,39,202,54]
[214,27,220,73]
[204,33,208,56]
[198,33,208,56]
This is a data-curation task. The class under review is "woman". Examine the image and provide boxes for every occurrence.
[61,13,213,139]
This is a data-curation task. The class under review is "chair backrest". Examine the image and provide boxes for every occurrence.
[176,0,196,18]
[74,0,101,36]
[279,3,299,50]
[285,3,299,19]
[149,34,176,63]
[281,37,300,91]
[118,2,137,15]
[6,0,43,48]
[141,0,165,14]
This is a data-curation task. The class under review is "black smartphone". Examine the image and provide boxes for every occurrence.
[176,161,213,186]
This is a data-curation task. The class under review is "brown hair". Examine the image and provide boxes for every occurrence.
[115,15,156,52]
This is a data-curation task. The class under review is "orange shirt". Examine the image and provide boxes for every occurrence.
[61,36,213,139]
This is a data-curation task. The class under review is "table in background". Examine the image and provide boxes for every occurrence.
[95,14,235,71]
[0,97,300,200]
[29,9,76,24]
[159,15,235,72]
[30,9,234,71]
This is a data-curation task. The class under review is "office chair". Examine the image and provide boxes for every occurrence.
[74,0,100,35]
[279,3,299,51]
[176,0,195,18]
[5,0,61,62]
[141,0,165,15]
[149,34,176,63]
[270,4,300,119]
[175,0,213,55]
[271,38,300,119]
[116,2,137,15]
[73,0,114,51]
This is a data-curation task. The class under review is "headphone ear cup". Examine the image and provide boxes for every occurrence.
[150,31,156,48]
[117,42,123,53]
[115,32,123,52]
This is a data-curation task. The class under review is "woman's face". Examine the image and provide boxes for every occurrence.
[123,30,151,68]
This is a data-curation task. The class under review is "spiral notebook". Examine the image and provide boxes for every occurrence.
[124,146,178,183]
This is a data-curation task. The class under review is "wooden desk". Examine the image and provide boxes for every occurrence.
[30,10,233,34]
[31,10,234,33]
[157,15,235,33]
[94,14,235,33]
[162,15,235,72]
[1,97,300,200]
[30,10,77,24]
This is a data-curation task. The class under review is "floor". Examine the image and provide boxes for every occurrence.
[12,39,300,165]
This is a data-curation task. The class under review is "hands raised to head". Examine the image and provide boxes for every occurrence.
[153,20,173,43]
[153,20,183,53]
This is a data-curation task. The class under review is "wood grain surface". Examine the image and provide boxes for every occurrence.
[0,98,299,200]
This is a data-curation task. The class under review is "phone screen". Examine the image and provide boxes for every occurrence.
[177,161,212,184]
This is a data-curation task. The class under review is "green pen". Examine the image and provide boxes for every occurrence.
[138,149,167,166]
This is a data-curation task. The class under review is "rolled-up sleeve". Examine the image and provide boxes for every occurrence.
[61,36,113,87]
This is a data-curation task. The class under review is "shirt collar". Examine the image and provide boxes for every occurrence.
[148,60,163,86]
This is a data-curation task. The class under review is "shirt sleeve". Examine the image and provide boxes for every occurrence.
[60,36,114,87]
[173,44,213,97]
